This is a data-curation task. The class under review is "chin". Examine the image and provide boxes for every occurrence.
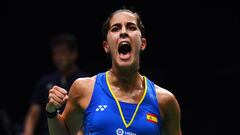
[116,60,139,71]
[116,59,132,66]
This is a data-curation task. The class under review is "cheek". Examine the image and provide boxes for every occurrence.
[108,45,117,55]
[135,38,142,50]
[107,38,118,51]
[132,32,142,42]
[107,31,120,40]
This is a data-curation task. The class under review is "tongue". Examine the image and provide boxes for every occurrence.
[119,52,131,60]
[118,43,131,60]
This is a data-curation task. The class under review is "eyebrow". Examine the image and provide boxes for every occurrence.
[110,22,137,28]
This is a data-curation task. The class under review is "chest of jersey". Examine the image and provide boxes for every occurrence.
[84,72,161,135]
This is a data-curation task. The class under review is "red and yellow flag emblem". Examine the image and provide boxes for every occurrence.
[146,113,158,124]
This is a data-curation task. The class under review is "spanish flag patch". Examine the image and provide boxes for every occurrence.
[146,113,158,124]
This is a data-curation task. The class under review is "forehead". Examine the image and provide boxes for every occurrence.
[52,44,70,51]
[110,12,137,26]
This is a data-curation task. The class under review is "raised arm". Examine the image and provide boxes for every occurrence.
[46,85,71,135]
[61,79,87,135]
[46,77,95,135]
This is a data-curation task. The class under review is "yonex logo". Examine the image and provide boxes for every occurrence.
[95,105,107,111]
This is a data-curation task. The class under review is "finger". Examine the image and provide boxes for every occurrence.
[52,85,67,95]
[49,93,65,104]
[49,98,62,109]
[48,98,62,109]
[53,90,66,99]
[63,95,69,102]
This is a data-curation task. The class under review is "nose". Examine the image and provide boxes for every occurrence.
[120,26,128,38]
[120,32,128,38]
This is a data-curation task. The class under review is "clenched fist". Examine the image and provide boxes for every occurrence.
[46,86,69,113]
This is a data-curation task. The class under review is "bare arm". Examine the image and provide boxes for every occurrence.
[61,79,85,135]
[46,86,70,135]
[61,77,95,134]
[47,115,69,135]
[47,77,94,135]
[155,85,182,135]
[23,104,41,135]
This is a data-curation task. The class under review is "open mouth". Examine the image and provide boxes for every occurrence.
[118,42,132,55]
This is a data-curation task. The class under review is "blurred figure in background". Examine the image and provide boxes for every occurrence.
[23,33,89,135]
[0,109,13,135]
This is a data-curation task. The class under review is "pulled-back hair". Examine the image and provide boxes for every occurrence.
[102,8,145,40]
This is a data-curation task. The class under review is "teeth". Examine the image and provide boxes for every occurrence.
[120,41,129,46]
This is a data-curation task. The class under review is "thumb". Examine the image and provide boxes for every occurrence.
[63,95,69,102]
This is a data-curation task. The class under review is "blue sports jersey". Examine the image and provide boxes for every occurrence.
[84,71,161,135]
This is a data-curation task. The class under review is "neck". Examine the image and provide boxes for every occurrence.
[108,68,143,92]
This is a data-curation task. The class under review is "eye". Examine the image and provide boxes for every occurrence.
[111,26,120,32]
[128,25,137,31]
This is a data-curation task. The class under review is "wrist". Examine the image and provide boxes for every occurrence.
[46,103,58,113]
[45,109,59,119]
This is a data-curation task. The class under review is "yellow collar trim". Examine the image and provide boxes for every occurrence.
[106,71,147,128]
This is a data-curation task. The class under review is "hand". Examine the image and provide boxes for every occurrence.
[46,85,69,113]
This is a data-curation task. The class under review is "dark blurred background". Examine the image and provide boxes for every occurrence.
[5,1,240,135]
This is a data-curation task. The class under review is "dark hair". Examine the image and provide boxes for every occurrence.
[50,33,78,52]
[102,8,145,40]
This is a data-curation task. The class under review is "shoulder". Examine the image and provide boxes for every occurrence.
[67,75,97,109]
[68,76,97,99]
[154,85,181,118]
[73,76,96,90]
[154,85,176,103]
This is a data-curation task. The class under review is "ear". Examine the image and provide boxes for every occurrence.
[103,41,109,53]
[140,38,147,51]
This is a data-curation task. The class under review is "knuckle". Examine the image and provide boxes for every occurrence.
[49,98,54,103]
[48,94,51,99]
[53,85,58,90]
[48,93,54,99]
